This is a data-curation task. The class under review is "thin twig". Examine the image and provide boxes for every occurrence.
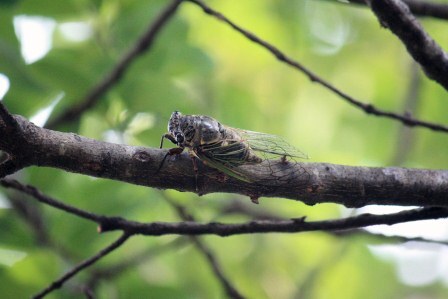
[2,179,448,237]
[335,229,448,246]
[367,0,448,92]
[33,232,131,299]
[390,63,421,166]
[82,207,448,236]
[218,200,284,220]
[46,0,184,129]
[220,200,448,246]
[8,194,75,260]
[187,0,448,133]
[166,198,246,299]
[86,237,188,291]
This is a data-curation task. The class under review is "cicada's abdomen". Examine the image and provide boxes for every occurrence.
[215,126,263,165]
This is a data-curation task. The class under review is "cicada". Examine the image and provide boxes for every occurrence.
[159,111,308,184]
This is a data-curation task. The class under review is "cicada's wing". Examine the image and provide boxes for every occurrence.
[195,141,253,182]
[231,128,308,160]
[200,140,250,166]
[226,127,309,187]
[194,127,308,185]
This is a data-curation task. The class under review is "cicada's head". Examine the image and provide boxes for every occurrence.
[168,111,185,146]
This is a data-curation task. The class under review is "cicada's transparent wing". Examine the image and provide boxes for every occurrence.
[235,129,308,159]
[194,127,309,187]
[224,127,310,187]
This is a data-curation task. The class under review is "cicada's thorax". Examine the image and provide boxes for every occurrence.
[179,115,224,147]
[168,112,261,164]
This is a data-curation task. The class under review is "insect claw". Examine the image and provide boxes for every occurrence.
[156,147,185,174]
[290,216,307,223]
[190,156,200,192]
[281,155,287,164]
[155,152,170,174]
[249,195,260,204]
[216,172,228,183]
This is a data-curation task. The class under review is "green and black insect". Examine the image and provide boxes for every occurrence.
[159,111,308,183]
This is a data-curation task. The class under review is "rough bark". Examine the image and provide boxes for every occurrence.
[1,115,448,208]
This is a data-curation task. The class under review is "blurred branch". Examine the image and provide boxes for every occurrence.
[390,63,421,165]
[367,0,448,91]
[10,194,53,246]
[1,116,448,207]
[166,197,246,299]
[294,242,348,299]
[33,232,131,299]
[219,200,284,220]
[46,0,183,129]
[8,194,75,259]
[0,179,109,224]
[348,0,448,20]
[2,179,448,237]
[186,0,448,134]
[85,237,189,292]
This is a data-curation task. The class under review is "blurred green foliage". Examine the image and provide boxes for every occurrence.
[1,0,448,298]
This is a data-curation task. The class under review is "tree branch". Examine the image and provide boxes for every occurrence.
[33,232,131,299]
[83,207,448,236]
[0,101,20,133]
[1,116,448,207]
[220,201,448,246]
[0,158,25,178]
[186,0,448,134]
[0,102,30,176]
[335,229,448,246]
[46,0,183,129]
[2,179,448,237]
[367,0,448,91]
[348,0,448,21]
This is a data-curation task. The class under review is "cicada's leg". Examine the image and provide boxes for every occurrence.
[190,154,199,192]
[281,155,287,164]
[160,133,177,148]
[156,147,184,174]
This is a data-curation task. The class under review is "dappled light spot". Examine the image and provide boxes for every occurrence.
[13,15,56,64]
[0,248,27,267]
[58,21,92,42]
[29,92,64,127]
[0,74,10,100]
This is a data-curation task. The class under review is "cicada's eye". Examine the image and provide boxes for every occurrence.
[175,133,184,145]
